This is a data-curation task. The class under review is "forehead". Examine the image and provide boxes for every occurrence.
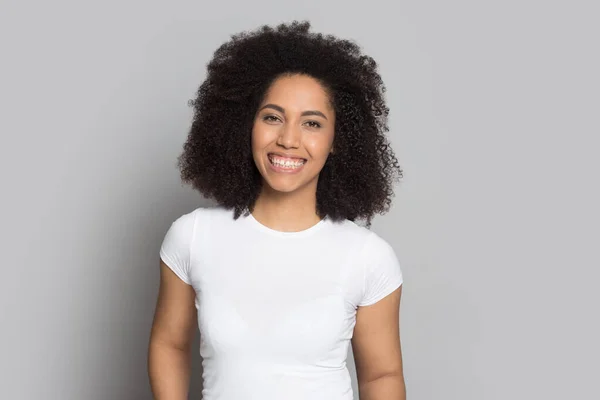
[262,74,333,111]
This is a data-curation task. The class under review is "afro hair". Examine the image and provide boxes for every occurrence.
[178,20,403,227]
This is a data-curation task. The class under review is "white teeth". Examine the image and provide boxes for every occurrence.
[269,155,305,168]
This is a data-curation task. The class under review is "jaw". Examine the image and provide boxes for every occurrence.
[260,166,319,195]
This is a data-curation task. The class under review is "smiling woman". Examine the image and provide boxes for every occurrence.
[148,20,406,400]
[252,75,335,196]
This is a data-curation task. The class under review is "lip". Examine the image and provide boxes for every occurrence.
[267,153,306,174]
[267,152,307,162]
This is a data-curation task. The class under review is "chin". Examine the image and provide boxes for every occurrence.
[263,179,303,194]
[256,159,320,195]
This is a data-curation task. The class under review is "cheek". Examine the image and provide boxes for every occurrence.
[251,123,276,152]
[305,135,334,161]
[250,130,264,157]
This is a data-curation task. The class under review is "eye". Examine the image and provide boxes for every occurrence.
[262,115,281,123]
[304,120,322,129]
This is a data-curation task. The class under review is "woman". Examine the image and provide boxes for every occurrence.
[148,21,406,400]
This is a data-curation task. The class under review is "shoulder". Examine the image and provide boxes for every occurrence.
[331,220,400,271]
[162,206,223,246]
[356,229,403,306]
[160,206,233,283]
[328,218,372,241]
[169,205,232,227]
[328,219,393,252]
[319,219,397,269]
[362,229,396,257]
[328,220,402,306]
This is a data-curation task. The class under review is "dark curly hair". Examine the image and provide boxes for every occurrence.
[178,20,403,227]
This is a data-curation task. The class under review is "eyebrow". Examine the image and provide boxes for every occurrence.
[259,104,328,120]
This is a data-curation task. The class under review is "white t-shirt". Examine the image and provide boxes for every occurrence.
[159,206,403,400]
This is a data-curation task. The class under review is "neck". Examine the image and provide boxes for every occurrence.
[251,183,321,232]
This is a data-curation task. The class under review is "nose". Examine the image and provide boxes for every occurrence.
[276,122,301,149]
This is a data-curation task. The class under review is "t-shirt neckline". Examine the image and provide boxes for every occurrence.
[245,212,328,238]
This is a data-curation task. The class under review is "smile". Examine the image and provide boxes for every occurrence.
[267,154,306,171]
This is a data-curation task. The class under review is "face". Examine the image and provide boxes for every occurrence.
[251,74,335,195]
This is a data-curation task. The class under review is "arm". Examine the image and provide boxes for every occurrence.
[352,286,406,400]
[148,260,197,399]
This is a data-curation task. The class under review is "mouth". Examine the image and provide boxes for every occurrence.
[267,153,307,172]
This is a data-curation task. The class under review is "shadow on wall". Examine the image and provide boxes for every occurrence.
[73,119,211,398]
[90,186,210,399]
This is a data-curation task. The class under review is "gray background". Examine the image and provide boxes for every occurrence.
[1,0,598,399]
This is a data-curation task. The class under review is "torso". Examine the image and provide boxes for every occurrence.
[186,207,374,400]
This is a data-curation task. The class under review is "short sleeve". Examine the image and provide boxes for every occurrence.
[359,233,404,306]
[159,210,197,285]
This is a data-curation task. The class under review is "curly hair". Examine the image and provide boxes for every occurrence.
[178,20,403,227]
